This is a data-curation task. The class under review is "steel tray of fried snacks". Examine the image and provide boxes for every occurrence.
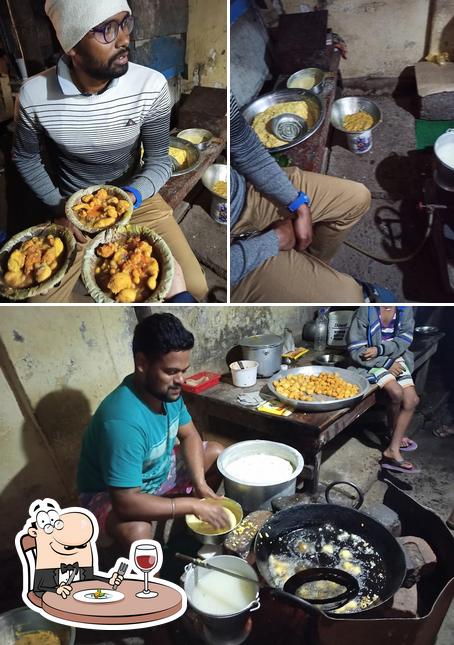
[268,366,370,412]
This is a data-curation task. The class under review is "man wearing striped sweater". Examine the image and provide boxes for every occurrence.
[12,0,207,301]
[347,306,420,473]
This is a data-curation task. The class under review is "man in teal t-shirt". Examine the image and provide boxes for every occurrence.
[77,313,228,550]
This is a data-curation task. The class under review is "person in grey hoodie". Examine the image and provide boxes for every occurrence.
[347,306,420,473]
[230,94,372,302]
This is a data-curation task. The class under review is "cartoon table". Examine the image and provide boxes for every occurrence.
[42,579,184,625]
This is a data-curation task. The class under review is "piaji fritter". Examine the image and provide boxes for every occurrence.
[95,235,160,303]
[273,372,360,401]
[4,235,65,288]
[72,188,130,229]
[342,111,374,132]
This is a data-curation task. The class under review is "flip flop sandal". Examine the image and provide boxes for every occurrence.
[400,439,418,452]
[380,456,420,474]
[432,425,454,439]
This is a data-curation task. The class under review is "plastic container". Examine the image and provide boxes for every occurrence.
[182,371,221,393]
[229,361,259,387]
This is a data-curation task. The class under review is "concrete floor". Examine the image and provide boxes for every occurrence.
[328,88,449,302]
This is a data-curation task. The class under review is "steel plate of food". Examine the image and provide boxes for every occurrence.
[268,366,369,412]
[242,89,325,152]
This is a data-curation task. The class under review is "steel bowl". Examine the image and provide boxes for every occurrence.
[177,128,214,151]
[287,67,325,95]
[415,325,439,335]
[202,163,228,225]
[268,365,370,412]
[242,89,325,152]
[331,97,382,134]
[186,496,243,545]
[217,440,304,512]
[313,353,345,367]
[169,135,202,176]
[0,606,76,645]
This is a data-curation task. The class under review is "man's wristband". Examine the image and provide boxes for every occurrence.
[287,191,311,213]
[122,186,143,209]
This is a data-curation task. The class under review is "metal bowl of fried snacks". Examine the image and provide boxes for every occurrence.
[242,89,325,152]
[169,136,202,176]
[0,224,76,300]
[82,225,174,304]
[177,128,214,151]
[66,185,133,234]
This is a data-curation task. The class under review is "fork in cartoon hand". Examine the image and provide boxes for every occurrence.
[112,561,128,590]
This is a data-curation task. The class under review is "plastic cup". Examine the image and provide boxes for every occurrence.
[229,361,259,387]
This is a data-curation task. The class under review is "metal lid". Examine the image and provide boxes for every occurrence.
[240,334,283,348]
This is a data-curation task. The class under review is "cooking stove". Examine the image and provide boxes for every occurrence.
[421,174,454,294]
[183,482,454,645]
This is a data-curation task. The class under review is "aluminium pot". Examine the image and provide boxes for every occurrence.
[217,440,304,512]
[240,334,283,377]
[183,555,260,642]
[434,129,454,191]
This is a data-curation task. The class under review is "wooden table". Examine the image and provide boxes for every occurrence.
[160,132,226,209]
[185,349,377,494]
[184,338,443,493]
[41,579,184,626]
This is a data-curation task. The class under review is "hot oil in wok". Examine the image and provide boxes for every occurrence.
[267,523,386,613]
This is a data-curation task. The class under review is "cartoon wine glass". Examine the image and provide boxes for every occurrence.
[134,543,159,598]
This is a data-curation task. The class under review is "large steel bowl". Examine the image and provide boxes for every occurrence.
[242,89,325,152]
[217,440,304,512]
[268,366,370,412]
[331,97,382,134]
[0,606,76,644]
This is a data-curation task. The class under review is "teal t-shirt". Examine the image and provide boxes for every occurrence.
[77,375,192,494]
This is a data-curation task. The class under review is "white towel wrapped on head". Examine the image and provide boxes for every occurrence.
[45,0,132,53]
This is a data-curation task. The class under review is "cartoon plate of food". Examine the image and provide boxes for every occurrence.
[73,588,125,603]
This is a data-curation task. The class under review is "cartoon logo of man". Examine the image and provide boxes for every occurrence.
[21,499,123,599]
[16,499,187,630]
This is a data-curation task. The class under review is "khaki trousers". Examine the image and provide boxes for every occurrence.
[31,194,208,303]
[231,167,371,303]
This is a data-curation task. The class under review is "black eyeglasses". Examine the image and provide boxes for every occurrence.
[91,15,135,44]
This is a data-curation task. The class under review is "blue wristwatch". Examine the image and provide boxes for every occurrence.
[122,186,143,209]
[287,191,311,212]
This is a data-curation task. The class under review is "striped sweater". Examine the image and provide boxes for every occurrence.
[12,56,172,215]
[230,94,299,285]
[347,306,415,376]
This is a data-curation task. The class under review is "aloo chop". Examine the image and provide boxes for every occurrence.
[273,372,360,402]
[94,235,160,303]
[66,185,133,233]
[4,234,64,288]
